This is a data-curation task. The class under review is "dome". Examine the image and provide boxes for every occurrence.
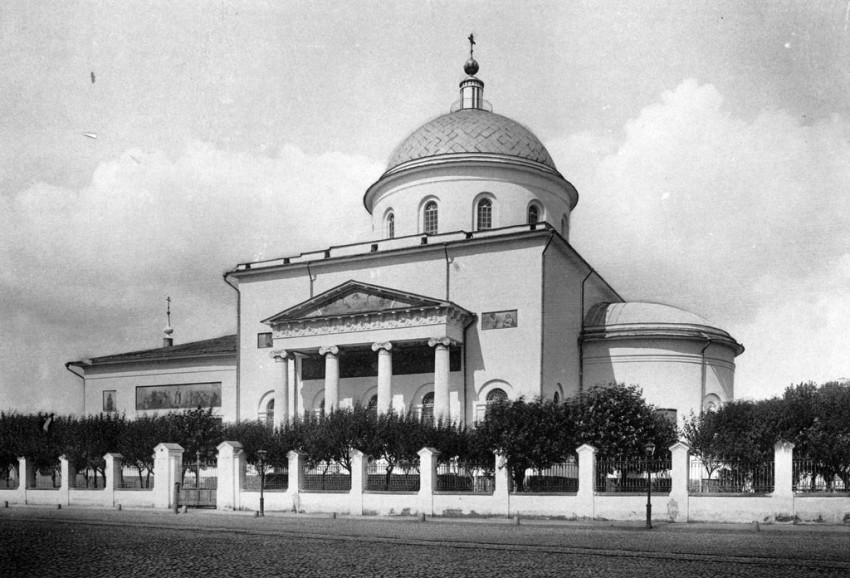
[385,109,559,175]
[583,302,744,355]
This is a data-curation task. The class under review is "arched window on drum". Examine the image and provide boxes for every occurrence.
[476,198,492,231]
[385,211,395,239]
[423,201,438,235]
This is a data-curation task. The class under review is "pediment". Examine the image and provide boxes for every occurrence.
[263,280,461,325]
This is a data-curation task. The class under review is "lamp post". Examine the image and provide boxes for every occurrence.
[257,449,267,517]
[645,442,656,529]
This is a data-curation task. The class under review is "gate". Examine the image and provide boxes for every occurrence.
[179,462,217,508]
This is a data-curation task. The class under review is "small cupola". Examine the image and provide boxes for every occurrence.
[458,33,485,110]
[163,296,174,347]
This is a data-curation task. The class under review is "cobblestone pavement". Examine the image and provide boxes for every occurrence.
[1,507,849,577]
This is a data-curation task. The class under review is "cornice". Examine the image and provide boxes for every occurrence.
[364,153,576,213]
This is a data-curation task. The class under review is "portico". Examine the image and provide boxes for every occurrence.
[263,280,474,427]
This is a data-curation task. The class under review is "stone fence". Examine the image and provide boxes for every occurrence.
[2,441,848,524]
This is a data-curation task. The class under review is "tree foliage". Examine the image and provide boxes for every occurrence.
[574,384,677,461]
[683,381,850,488]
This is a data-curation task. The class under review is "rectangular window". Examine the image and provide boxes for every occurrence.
[257,332,273,348]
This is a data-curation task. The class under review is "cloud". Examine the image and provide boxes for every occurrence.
[0,141,382,412]
[550,79,850,398]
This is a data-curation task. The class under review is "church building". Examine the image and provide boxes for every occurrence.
[67,44,744,427]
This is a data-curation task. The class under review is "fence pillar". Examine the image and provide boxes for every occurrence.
[287,450,306,513]
[18,457,34,504]
[493,451,510,517]
[668,442,690,523]
[104,453,122,507]
[216,441,243,511]
[417,447,439,517]
[59,455,73,506]
[576,444,597,520]
[153,443,184,509]
[772,440,795,519]
[349,449,367,516]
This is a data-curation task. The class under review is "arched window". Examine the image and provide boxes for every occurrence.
[553,391,560,404]
[264,399,274,427]
[421,392,434,423]
[423,201,438,235]
[385,212,395,239]
[561,215,568,237]
[486,388,508,404]
[527,204,540,225]
[367,394,378,418]
[476,198,492,231]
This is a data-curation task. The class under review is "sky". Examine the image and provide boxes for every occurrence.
[1,0,849,414]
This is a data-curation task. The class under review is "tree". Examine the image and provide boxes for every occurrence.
[682,410,723,478]
[796,381,850,489]
[476,397,575,491]
[359,410,424,490]
[0,412,30,485]
[118,415,170,488]
[574,384,677,460]
[67,413,126,488]
[166,407,223,481]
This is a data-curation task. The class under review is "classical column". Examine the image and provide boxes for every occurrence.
[270,350,291,428]
[319,346,340,412]
[428,337,453,422]
[372,341,393,414]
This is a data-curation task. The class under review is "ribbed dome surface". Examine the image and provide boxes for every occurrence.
[386,109,557,172]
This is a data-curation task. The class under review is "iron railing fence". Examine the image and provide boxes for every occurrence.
[243,465,289,491]
[181,463,218,490]
[118,474,154,490]
[71,470,107,489]
[793,459,849,493]
[366,460,420,492]
[435,460,495,493]
[509,460,580,493]
[595,458,672,493]
[303,462,351,491]
[31,466,61,490]
[688,459,774,494]
[1,467,18,489]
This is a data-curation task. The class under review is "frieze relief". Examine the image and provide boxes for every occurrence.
[273,307,471,338]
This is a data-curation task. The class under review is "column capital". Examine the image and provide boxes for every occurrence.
[319,345,339,357]
[270,349,291,362]
[371,341,393,352]
[428,336,457,349]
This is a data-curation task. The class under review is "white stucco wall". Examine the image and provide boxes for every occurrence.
[582,338,737,424]
[368,164,574,239]
[235,233,551,425]
[540,240,621,401]
[81,357,235,420]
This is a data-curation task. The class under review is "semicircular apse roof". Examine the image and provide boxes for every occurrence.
[385,109,558,173]
[583,302,744,355]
